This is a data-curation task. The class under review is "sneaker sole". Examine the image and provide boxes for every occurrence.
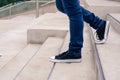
[50,57,82,63]
[95,21,110,44]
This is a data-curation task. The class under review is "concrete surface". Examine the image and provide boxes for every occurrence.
[0,44,41,80]
[15,37,63,80]
[27,12,69,44]
[28,29,67,44]
[0,20,29,69]
[96,25,120,80]
[90,22,120,80]
[107,13,120,33]
[84,0,120,19]
[49,24,96,80]
[0,1,120,80]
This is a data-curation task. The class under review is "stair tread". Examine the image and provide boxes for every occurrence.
[49,24,96,80]
[107,13,120,33]
[15,37,63,80]
[29,12,69,29]
[0,44,41,80]
[90,20,120,80]
[96,25,120,80]
[109,13,120,22]
[85,0,120,6]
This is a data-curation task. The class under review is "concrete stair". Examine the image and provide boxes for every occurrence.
[0,37,63,80]
[88,14,120,79]
[107,13,120,33]
[84,0,120,19]
[0,1,120,80]
[0,20,29,69]
[27,12,69,44]
[0,11,97,80]
[87,26,120,80]
[94,24,120,80]
[88,13,120,80]
[15,37,63,80]
[97,13,120,80]
[0,20,29,34]
[10,15,35,21]
[0,44,41,80]
[49,24,96,80]
[26,12,96,80]
[84,0,120,79]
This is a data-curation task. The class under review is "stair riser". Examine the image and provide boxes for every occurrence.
[27,29,67,44]
[84,0,120,19]
[107,15,120,33]
[85,6,120,19]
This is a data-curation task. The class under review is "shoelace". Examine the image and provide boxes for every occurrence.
[56,51,69,57]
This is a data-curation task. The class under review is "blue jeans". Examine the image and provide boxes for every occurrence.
[56,0,105,56]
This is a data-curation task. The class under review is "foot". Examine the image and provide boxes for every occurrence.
[95,21,110,44]
[50,50,82,63]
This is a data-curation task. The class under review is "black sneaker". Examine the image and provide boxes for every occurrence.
[95,21,110,44]
[50,50,82,63]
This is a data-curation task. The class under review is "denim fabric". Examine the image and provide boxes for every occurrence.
[56,0,105,56]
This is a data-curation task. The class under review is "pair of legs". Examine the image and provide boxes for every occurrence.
[50,0,109,62]
[56,0,105,56]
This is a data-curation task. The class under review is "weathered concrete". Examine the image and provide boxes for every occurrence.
[49,24,96,80]
[84,0,120,19]
[90,22,120,80]
[0,44,41,80]
[15,37,63,80]
[0,20,31,69]
[28,28,67,44]
[96,25,120,80]
[107,13,120,33]
[27,12,69,44]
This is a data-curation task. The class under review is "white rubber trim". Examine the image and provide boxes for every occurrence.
[50,56,82,63]
[95,21,110,44]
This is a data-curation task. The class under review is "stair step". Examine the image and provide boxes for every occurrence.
[0,26,28,69]
[88,19,120,80]
[28,28,67,44]
[84,0,120,19]
[29,12,68,28]
[0,20,30,34]
[14,37,63,80]
[27,12,68,44]
[107,13,120,33]
[95,25,120,80]
[49,24,96,80]
[0,44,41,80]
[108,0,120,2]
[10,15,35,22]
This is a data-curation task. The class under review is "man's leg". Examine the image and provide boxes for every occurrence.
[50,0,83,62]
[61,0,83,56]
[56,0,105,30]
[55,0,65,13]
[80,6,110,43]
[80,6,105,29]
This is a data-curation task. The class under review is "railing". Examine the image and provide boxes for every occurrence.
[0,0,54,18]
[0,4,12,10]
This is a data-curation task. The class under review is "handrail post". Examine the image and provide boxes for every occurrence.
[36,0,39,18]
[9,6,12,17]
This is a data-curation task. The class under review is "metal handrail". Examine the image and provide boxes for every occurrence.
[0,4,12,10]
[0,1,51,12]
[0,0,54,18]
